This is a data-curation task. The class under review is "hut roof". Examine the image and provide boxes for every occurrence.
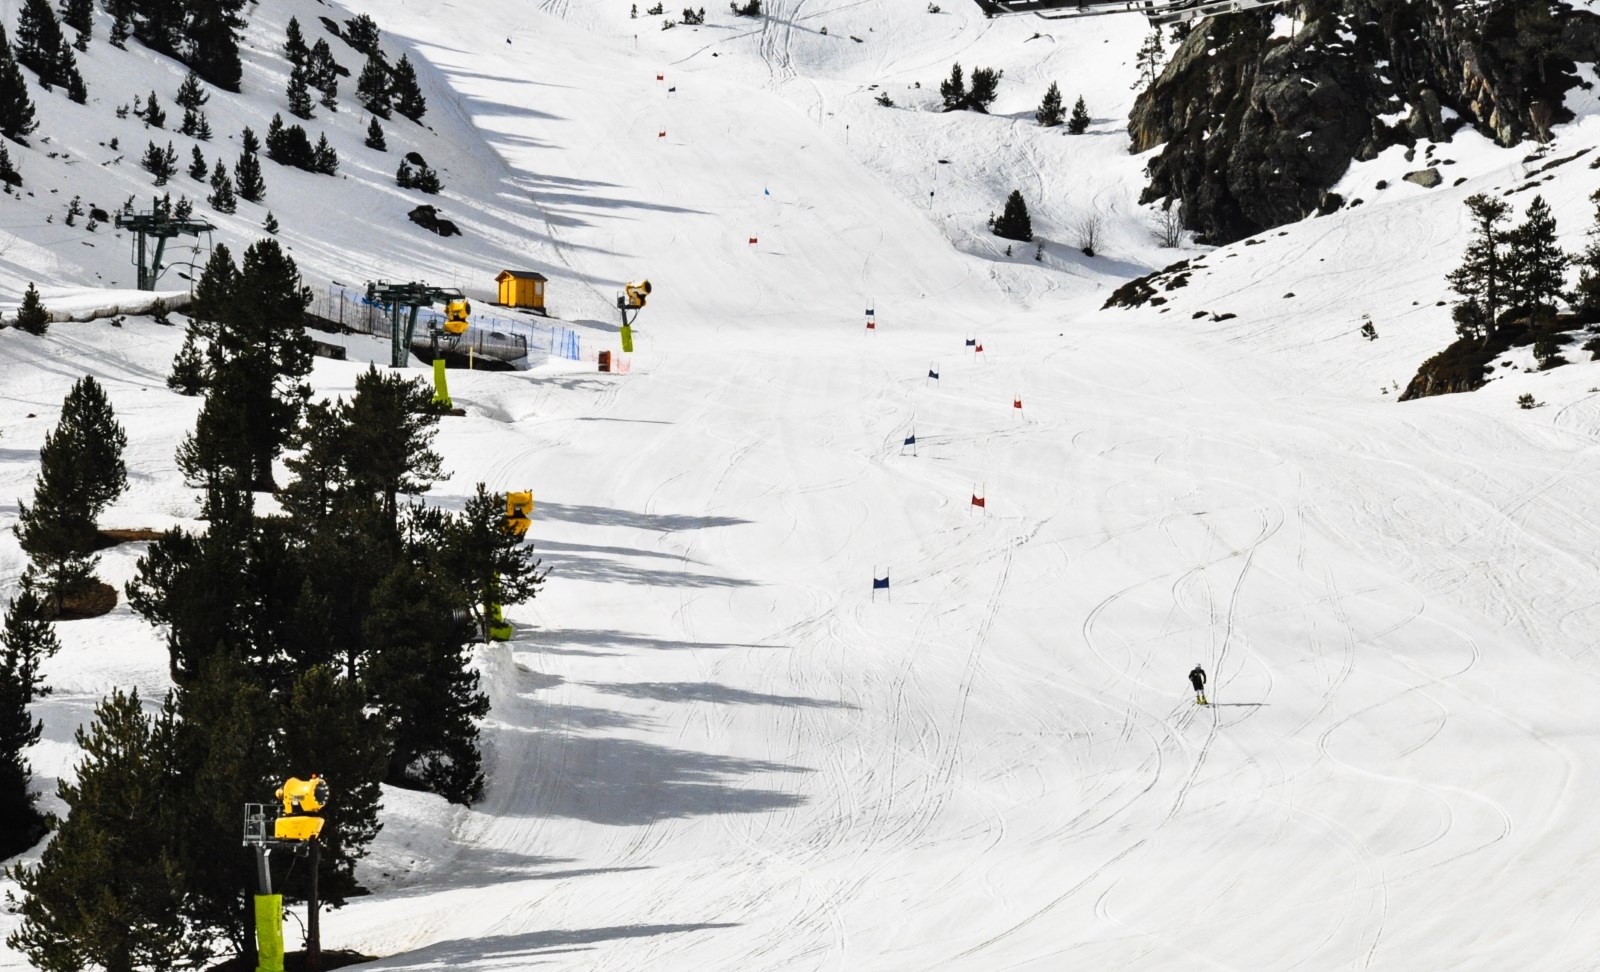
[497,269,548,281]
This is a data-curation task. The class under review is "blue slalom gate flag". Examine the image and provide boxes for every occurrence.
[763,187,770,195]
[964,337,976,347]
[872,575,889,590]
[903,433,916,447]
[928,368,939,380]
[865,308,874,316]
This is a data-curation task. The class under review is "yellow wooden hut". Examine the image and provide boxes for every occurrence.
[495,270,548,312]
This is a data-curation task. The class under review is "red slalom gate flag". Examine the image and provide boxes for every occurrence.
[1013,397,1022,410]
[658,130,667,138]
[971,494,986,509]
[974,343,984,355]
[866,320,875,330]
[748,236,758,244]
[657,74,665,80]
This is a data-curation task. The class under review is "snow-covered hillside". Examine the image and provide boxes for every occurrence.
[4,0,1600,968]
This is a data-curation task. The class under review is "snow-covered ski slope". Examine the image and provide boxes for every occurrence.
[5,0,1600,967]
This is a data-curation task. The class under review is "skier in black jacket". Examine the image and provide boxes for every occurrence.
[1189,664,1207,705]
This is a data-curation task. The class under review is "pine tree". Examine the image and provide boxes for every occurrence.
[64,376,129,520]
[1574,190,1600,322]
[167,655,276,953]
[141,89,165,128]
[343,365,446,530]
[395,158,414,189]
[273,666,388,905]
[939,62,965,112]
[14,281,48,334]
[0,142,19,187]
[1134,27,1165,90]
[345,13,381,56]
[357,52,391,118]
[183,0,243,92]
[1067,95,1090,134]
[1035,80,1063,127]
[262,210,278,234]
[194,111,212,141]
[234,126,264,202]
[265,111,287,161]
[436,484,545,644]
[108,7,129,47]
[313,132,337,174]
[60,0,92,37]
[56,40,84,103]
[141,139,177,184]
[412,163,441,194]
[309,39,338,109]
[286,64,314,119]
[175,70,208,110]
[1447,193,1512,336]
[392,54,426,121]
[167,326,209,394]
[966,66,1001,113]
[6,690,208,972]
[1504,194,1569,319]
[182,238,313,491]
[132,0,182,54]
[307,39,337,90]
[179,106,198,136]
[126,495,255,679]
[0,575,56,858]
[187,144,206,179]
[0,28,38,141]
[364,116,386,151]
[15,0,63,81]
[282,15,308,66]
[993,188,1032,242]
[363,544,487,803]
[187,242,235,333]
[206,159,235,213]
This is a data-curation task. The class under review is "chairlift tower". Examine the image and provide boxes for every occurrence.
[113,198,215,290]
[365,280,467,368]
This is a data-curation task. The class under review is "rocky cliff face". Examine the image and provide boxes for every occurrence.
[1129,0,1600,245]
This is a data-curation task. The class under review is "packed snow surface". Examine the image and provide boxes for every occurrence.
[4,0,1600,968]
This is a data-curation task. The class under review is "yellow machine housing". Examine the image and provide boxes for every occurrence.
[271,774,328,841]
[623,279,651,310]
[444,297,471,335]
[506,491,534,536]
[273,815,326,841]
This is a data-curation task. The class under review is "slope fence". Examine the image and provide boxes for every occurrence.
[307,283,582,369]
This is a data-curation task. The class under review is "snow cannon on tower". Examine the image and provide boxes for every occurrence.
[443,296,472,335]
[618,279,651,323]
[616,279,652,353]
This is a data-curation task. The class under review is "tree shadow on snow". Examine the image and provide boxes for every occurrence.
[514,735,809,825]
[533,500,749,532]
[529,627,780,655]
[585,680,853,710]
[369,923,739,969]
[531,548,753,588]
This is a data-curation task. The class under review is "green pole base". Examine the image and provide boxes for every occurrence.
[432,358,452,409]
[254,894,285,972]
